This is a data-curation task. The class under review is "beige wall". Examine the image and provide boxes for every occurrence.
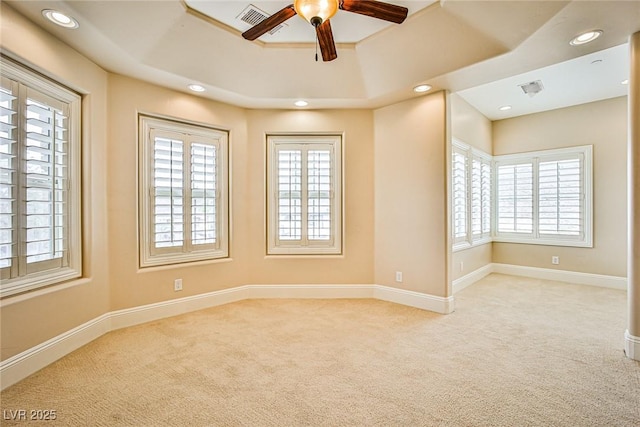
[493,97,628,277]
[450,93,493,281]
[245,110,375,286]
[107,77,376,311]
[0,4,110,360]
[107,74,249,310]
[374,92,449,297]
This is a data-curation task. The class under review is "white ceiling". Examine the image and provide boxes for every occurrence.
[3,1,640,119]
[186,0,435,43]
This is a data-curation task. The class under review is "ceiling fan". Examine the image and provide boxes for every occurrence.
[241,0,409,62]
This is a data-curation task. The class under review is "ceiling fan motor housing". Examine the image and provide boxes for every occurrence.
[310,16,323,27]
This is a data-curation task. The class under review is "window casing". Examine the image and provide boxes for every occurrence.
[493,145,592,247]
[267,135,342,255]
[0,58,82,297]
[452,140,491,250]
[139,116,229,267]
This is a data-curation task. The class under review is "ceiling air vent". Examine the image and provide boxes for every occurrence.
[237,4,287,35]
[519,80,544,97]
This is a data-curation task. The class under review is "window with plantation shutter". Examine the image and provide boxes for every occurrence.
[139,116,229,267]
[267,135,342,255]
[451,140,491,250]
[0,58,82,297]
[493,145,592,247]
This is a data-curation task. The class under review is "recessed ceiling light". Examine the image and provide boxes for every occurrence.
[294,100,308,107]
[622,79,629,85]
[413,84,432,93]
[569,30,603,46]
[42,9,79,29]
[499,105,512,111]
[188,84,206,92]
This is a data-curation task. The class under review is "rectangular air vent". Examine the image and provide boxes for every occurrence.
[237,4,287,35]
[519,80,544,97]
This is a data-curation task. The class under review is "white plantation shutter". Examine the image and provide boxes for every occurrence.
[139,116,228,267]
[267,135,342,255]
[0,79,17,275]
[481,161,491,235]
[307,149,332,241]
[452,148,467,242]
[191,142,218,246]
[23,91,69,270]
[277,149,302,241]
[538,157,582,236]
[496,162,533,234]
[152,135,184,249]
[493,146,592,247]
[471,155,491,238]
[0,58,81,297]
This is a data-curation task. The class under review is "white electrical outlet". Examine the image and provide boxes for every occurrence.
[174,278,183,291]
[551,256,559,265]
[395,271,403,283]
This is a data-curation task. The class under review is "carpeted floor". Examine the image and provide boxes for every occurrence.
[1,273,639,426]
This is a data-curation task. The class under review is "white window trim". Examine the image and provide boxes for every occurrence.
[266,134,343,256]
[0,58,82,298]
[492,145,593,248]
[452,139,492,252]
[138,115,230,268]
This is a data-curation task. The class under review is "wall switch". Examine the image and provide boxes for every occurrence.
[174,278,183,291]
[395,271,403,283]
[459,261,464,272]
[551,256,559,265]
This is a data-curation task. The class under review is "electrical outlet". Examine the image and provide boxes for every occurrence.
[395,271,403,283]
[174,278,183,291]
[551,256,559,265]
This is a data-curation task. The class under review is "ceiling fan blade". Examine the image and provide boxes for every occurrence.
[242,4,296,41]
[340,0,408,24]
[316,20,337,62]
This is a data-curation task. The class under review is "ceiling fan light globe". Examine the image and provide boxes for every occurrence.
[294,0,339,25]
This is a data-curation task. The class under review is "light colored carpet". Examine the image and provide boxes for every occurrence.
[1,273,639,426]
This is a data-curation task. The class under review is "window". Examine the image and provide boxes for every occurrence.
[494,145,592,247]
[267,135,342,255]
[452,140,491,250]
[139,116,229,267]
[0,58,82,297]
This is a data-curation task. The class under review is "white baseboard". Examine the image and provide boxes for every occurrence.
[624,330,640,361]
[1,283,449,390]
[492,263,627,290]
[2,264,626,391]
[374,285,454,314]
[453,264,494,294]
[0,313,111,391]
